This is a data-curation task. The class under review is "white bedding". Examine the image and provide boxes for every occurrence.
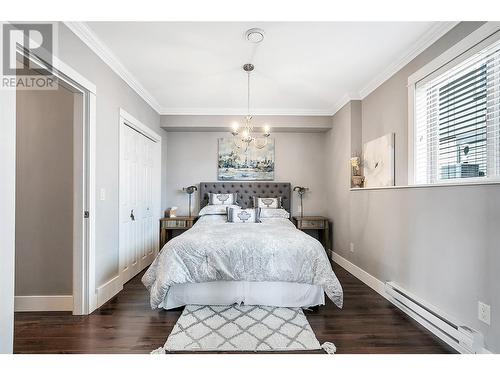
[142,214,343,309]
[162,281,325,309]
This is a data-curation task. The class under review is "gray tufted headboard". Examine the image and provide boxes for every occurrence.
[199,182,291,212]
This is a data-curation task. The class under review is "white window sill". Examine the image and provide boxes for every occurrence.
[350,180,500,191]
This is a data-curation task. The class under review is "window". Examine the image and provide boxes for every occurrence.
[413,32,500,185]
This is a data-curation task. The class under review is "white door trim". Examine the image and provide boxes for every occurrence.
[0,85,16,354]
[17,47,98,316]
[120,108,162,142]
[20,49,97,305]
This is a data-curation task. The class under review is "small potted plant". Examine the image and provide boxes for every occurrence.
[350,156,365,188]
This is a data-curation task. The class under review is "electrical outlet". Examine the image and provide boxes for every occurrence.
[478,301,491,325]
[99,188,106,201]
[349,242,355,252]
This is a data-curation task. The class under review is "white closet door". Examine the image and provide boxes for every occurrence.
[119,123,158,284]
[139,138,155,270]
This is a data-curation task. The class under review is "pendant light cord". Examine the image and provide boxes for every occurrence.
[247,71,250,117]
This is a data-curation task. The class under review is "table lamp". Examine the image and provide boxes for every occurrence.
[293,186,309,218]
[182,185,198,217]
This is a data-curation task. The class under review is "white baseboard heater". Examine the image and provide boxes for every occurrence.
[385,282,484,354]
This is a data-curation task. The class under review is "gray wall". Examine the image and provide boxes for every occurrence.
[56,23,167,287]
[165,131,327,217]
[325,102,353,253]
[326,22,500,353]
[15,86,74,295]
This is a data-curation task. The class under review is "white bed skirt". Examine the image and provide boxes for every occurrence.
[160,281,325,310]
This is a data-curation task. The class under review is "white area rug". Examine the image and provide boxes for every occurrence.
[152,305,336,353]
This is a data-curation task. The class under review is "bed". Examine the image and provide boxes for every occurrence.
[142,182,343,310]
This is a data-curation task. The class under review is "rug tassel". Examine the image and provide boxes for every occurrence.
[321,342,336,354]
[151,346,166,354]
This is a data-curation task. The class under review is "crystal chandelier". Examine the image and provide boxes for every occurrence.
[230,63,271,151]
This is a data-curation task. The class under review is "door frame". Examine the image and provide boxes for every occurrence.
[17,45,98,316]
[0,76,17,354]
[118,108,162,285]
[0,40,98,352]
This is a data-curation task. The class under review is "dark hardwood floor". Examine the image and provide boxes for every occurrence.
[14,264,455,354]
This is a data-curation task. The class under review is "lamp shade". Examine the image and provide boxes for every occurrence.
[293,186,309,195]
[183,185,198,195]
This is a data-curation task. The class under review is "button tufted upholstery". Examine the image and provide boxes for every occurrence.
[199,182,291,212]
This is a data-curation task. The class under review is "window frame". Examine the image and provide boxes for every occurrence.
[408,22,500,186]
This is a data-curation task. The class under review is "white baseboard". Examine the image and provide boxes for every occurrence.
[329,251,492,354]
[14,295,73,312]
[96,274,123,308]
[330,250,387,298]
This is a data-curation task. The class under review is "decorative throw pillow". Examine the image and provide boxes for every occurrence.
[209,192,237,205]
[253,196,282,209]
[259,208,290,219]
[227,207,261,223]
[199,204,240,216]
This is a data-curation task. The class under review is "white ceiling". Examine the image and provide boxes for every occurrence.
[83,22,454,115]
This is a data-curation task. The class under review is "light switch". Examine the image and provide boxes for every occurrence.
[99,188,106,201]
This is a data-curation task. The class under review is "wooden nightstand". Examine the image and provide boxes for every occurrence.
[292,216,331,251]
[159,216,198,249]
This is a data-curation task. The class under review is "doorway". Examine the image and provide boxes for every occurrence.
[0,46,97,353]
[12,51,97,315]
[15,81,77,312]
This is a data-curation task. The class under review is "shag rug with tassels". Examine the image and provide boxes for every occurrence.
[152,304,336,354]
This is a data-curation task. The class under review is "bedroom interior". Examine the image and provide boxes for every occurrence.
[1,3,499,372]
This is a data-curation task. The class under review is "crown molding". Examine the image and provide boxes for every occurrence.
[64,21,162,113]
[327,22,459,116]
[357,21,459,99]
[330,93,361,116]
[159,107,333,116]
[64,21,458,119]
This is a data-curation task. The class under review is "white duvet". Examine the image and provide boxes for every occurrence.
[142,215,343,309]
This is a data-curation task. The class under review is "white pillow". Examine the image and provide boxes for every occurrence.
[199,204,240,216]
[208,193,237,205]
[259,208,290,219]
[253,196,282,209]
[227,207,261,223]
[197,214,227,224]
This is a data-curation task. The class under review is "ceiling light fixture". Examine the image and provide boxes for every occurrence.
[245,28,265,43]
[230,62,271,152]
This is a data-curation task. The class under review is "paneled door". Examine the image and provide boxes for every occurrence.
[119,111,161,285]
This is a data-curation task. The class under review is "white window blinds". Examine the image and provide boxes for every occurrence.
[414,35,500,184]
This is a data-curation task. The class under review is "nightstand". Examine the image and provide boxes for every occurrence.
[292,216,331,251]
[159,216,198,249]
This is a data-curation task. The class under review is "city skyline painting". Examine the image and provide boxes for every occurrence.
[218,138,275,181]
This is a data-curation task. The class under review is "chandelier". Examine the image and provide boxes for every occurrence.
[230,63,271,151]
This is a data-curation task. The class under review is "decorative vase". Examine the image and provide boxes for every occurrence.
[352,175,365,188]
